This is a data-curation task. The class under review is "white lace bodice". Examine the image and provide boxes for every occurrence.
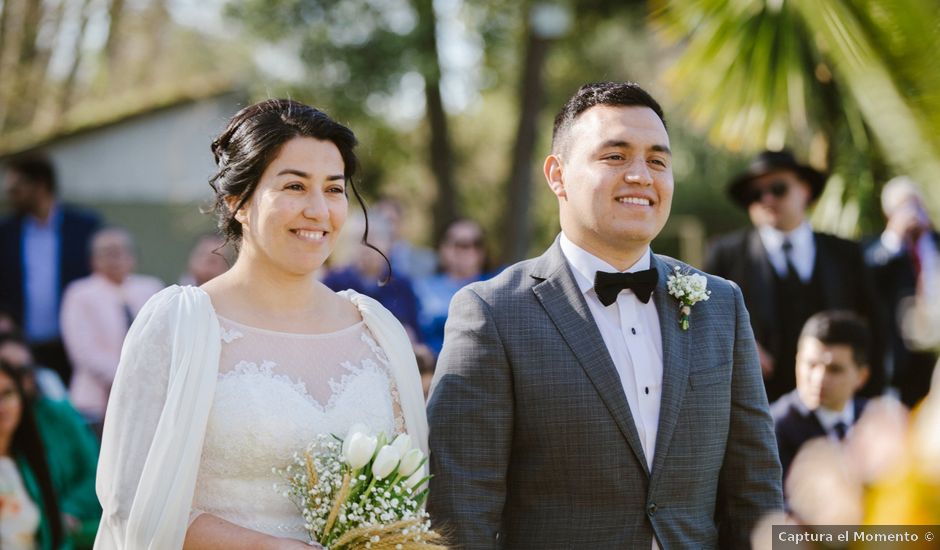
[191,316,405,541]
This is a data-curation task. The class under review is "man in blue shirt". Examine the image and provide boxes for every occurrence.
[0,153,101,385]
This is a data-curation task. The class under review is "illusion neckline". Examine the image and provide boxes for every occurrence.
[215,314,365,339]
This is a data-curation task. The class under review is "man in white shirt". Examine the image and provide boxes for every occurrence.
[428,82,782,549]
[771,310,871,483]
[60,227,163,434]
[705,150,883,402]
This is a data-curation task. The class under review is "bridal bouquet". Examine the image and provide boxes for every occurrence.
[275,425,446,549]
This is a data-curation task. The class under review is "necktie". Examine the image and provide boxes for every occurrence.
[122,302,135,329]
[833,421,848,440]
[593,267,658,306]
[908,236,922,282]
[781,239,802,285]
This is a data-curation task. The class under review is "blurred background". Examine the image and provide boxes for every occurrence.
[1,0,937,280]
[2,2,940,545]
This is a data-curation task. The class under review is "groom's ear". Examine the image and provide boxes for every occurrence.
[544,154,566,199]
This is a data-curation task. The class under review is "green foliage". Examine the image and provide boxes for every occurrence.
[226,0,421,115]
[653,0,940,234]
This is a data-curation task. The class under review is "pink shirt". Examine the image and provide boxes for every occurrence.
[61,273,164,418]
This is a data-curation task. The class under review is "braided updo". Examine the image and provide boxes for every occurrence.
[209,99,360,247]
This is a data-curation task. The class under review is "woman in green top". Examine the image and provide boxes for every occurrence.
[0,359,66,550]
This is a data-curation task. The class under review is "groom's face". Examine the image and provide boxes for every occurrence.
[545,105,673,265]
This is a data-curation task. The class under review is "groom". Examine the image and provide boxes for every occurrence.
[427,82,783,548]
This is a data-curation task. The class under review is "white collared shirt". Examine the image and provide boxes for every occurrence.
[757,221,815,282]
[23,203,62,342]
[814,402,855,440]
[559,233,664,471]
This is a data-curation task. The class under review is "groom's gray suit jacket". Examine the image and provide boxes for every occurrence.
[427,240,783,549]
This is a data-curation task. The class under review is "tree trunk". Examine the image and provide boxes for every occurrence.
[0,0,45,131]
[17,0,42,65]
[104,0,126,70]
[501,18,550,263]
[0,0,9,72]
[132,0,169,85]
[56,0,94,118]
[26,0,68,130]
[413,0,457,242]
[0,0,11,130]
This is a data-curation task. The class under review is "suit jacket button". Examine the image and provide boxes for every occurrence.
[647,503,657,516]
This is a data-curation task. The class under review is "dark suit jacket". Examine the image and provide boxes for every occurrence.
[704,229,883,397]
[770,390,867,482]
[428,241,783,549]
[0,205,101,330]
[863,231,939,407]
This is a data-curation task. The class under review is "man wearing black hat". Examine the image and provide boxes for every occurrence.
[705,150,882,402]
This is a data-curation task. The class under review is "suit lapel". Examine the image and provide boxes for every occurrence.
[531,241,650,475]
[746,230,776,329]
[803,409,826,439]
[649,255,691,484]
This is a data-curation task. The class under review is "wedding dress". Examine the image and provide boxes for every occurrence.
[191,316,406,540]
[94,286,428,550]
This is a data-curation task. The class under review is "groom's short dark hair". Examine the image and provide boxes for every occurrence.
[551,82,666,154]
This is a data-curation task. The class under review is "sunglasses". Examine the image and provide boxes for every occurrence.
[746,180,789,204]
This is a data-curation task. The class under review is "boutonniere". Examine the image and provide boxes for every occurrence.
[666,266,711,330]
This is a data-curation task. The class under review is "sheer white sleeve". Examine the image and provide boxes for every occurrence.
[340,290,428,455]
[94,286,221,550]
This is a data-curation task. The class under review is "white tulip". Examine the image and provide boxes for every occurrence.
[391,433,412,456]
[345,432,377,470]
[342,423,369,456]
[371,445,401,480]
[398,448,423,477]
[404,465,426,489]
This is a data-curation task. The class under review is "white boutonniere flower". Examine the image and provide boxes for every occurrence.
[666,266,711,330]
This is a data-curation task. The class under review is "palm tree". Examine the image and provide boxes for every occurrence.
[652,0,940,235]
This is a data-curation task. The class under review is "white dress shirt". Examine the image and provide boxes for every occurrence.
[757,221,816,282]
[559,233,664,471]
[814,402,855,440]
[22,204,62,342]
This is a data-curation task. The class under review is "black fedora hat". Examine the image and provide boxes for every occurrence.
[728,150,827,208]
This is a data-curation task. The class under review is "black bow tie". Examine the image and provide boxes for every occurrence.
[593,267,658,306]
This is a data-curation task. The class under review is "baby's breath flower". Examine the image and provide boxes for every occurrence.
[276,430,437,547]
[667,266,711,330]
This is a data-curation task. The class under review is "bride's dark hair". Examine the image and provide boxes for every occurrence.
[209,99,387,273]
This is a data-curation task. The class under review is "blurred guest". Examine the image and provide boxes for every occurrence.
[857,280,940,528]
[179,233,231,286]
[414,218,492,356]
[0,333,101,549]
[0,309,66,401]
[0,325,66,402]
[323,212,422,341]
[864,176,938,408]
[374,197,437,280]
[60,227,163,433]
[0,359,67,550]
[705,150,882,402]
[771,310,870,483]
[0,153,102,386]
[753,285,939,547]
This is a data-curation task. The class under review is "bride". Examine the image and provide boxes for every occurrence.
[94,99,428,549]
